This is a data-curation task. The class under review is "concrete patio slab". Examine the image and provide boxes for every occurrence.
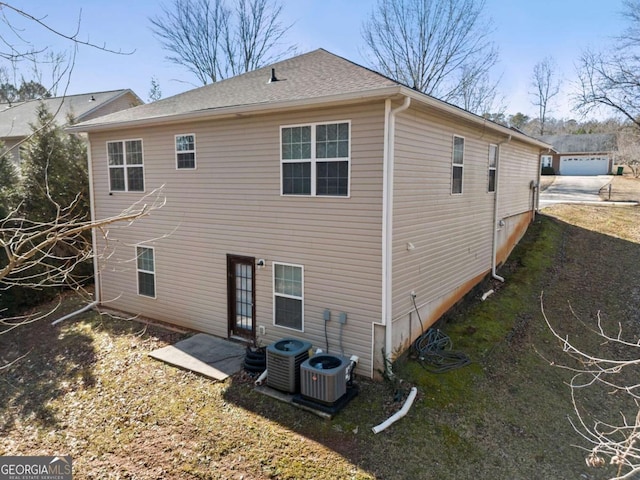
[149,333,246,381]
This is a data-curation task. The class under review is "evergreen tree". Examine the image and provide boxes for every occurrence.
[2,103,91,315]
[0,147,18,219]
[19,104,89,222]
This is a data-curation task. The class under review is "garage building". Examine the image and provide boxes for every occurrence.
[539,133,617,176]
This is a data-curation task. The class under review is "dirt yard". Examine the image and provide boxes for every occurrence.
[2,204,640,479]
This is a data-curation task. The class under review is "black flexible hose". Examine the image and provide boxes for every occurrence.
[411,296,471,373]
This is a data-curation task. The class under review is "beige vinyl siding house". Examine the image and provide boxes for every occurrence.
[0,89,142,167]
[71,50,549,379]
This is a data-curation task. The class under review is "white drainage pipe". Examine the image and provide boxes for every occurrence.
[51,301,98,326]
[372,386,418,434]
[481,289,495,301]
[255,369,268,386]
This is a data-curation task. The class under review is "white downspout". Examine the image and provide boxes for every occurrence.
[491,135,511,283]
[86,134,101,305]
[382,96,411,376]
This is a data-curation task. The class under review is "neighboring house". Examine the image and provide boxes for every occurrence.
[0,89,143,167]
[539,133,617,175]
[69,49,549,379]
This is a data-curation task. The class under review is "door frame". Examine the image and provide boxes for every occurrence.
[227,254,256,340]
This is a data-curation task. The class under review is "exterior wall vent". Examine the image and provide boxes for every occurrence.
[300,354,349,405]
[266,338,311,393]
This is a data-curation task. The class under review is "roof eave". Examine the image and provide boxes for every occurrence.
[75,89,142,123]
[66,86,405,133]
[399,87,553,150]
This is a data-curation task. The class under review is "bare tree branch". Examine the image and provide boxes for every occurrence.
[150,0,295,85]
[574,1,640,129]
[0,3,134,57]
[530,57,561,136]
[541,292,640,479]
[361,0,500,114]
[0,188,166,288]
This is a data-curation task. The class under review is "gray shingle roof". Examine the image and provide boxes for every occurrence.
[75,49,400,127]
[0,89,140,138]
[68,49,551,151]
[539,134,617,153]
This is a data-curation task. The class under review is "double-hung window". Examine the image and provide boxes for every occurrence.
[176,134,196,169]
[281,121,350,196]
[488,144,497,193]
[451,136,464,194]
[273,262,304,331]
[136,246,156,298]
[107,139,144,192]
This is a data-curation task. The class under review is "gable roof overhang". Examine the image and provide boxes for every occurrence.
[67,84,551,151]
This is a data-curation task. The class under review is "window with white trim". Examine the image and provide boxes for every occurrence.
[451,136,464,194]
[281,121,350,196]
[136,246,156,298]
[488,144,497,192]
[541,155,552,168]
[273,262,303,331]
[176,134,196,169]
[107,139,144,192]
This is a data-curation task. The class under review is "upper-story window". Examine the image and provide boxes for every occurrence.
[281,121,350,197]
[488,144,497,193]
[451,135,464,194]
[107,139,144,192]
[176,134,196,169]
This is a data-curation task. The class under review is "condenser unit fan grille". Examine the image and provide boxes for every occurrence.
[300,354,348,405]
[266,338,311,393]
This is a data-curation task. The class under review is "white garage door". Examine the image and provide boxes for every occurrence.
[560,155,609,176]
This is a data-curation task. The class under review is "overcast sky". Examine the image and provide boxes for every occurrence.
[4,0,627,119]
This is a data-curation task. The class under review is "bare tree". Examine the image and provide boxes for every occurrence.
[149,0,294,85]
[1,189,165,334]
[0,3,161,343]
[225,0,294,76]
[457,64,504,116]
[541,296,640,479]
[575,0,640,128]
[614,128,640,177]
[531,57,560,136]
[361,0,499,114]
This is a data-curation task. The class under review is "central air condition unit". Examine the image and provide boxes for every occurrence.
[300,354,349,405]
[266,338,311,393]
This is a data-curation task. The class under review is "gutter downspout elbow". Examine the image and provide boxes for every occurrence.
[382,96,411,377]
[492,135,511,283]
[372,386,418,433]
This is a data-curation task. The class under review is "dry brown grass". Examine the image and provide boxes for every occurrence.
[542,204,640,243]
[600,175,640,202]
